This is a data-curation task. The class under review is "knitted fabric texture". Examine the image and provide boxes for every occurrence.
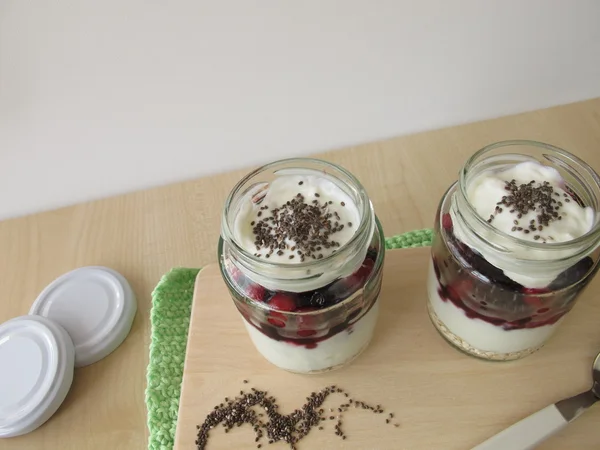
[145,228,433,450]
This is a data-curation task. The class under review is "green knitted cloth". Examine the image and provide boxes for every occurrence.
[145,229,433,450]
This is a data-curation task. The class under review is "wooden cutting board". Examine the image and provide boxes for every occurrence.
[174,247,600,450]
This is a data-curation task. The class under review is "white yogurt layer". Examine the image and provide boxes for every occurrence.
[243,300,379,373]
[427,262,560,355]
[452,161,595,287]
[232,174,368,292]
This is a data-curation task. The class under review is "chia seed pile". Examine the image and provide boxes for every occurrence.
[251,183,354,261]
[487,179,573,243]
[194,382,399,449]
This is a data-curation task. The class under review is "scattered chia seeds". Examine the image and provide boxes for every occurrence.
[194,384,398,449]
[250,192,351,260]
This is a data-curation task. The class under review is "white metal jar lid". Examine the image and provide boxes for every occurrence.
[0,315,75,438]
[29,266,137,367]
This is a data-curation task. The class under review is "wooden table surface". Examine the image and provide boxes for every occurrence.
[2,98,600,449]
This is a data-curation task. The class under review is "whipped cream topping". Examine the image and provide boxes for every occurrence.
[234,175,359,262]
[232,174,368,292]
[452,161,596,288]
[467,162,594,244]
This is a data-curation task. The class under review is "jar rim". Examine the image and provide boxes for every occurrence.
[218,216,385,316]
[221,157,373,271]
[458,139,600,250]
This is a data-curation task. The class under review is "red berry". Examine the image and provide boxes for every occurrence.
[296,306,318,337]
[522,287,549,308]
[297,329,317,337]
[267,313,286,328]
[269,293,297,312]
[522,287,549,295]
[245,283,266,301]
[442,213,453,230]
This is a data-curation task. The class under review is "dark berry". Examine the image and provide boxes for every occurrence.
[459,243,523,290]
[366,247,378,261]
[326,279,356,304]
[328,272,365,303]
[245,283,266,301]
[548,257,594,290]
[268,293,297,312]
[324,258,375,305]
[355,258,375,281]
[308,292,327,308]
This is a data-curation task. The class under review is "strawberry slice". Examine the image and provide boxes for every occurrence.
[265,293,297,328]
[269,293,297,312]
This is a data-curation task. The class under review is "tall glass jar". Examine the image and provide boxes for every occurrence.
[428,140,600,360]
[219,158,385,374]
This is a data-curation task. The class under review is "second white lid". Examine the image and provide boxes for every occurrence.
[29,266,137,367]
[0,315,75,438]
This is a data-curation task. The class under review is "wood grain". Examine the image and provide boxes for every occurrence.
[1,98,600,449]
[175,248,600,450]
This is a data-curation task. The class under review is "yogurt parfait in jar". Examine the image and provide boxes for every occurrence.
[219,158,385,374]
[428,140,600,360]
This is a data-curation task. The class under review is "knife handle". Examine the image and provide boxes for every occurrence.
[471,404,568,450]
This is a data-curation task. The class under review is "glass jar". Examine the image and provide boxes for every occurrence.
[218,158,385,374]
[428,140,600,361]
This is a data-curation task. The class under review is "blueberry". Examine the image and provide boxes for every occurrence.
[548,257,594,290]
[326,278,358,304]
[309,292,328,308]
[459,244,523,291]
[366,247,378,261]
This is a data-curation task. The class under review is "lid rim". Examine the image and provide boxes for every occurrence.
[28,266,137,368]
[0,316,74,438]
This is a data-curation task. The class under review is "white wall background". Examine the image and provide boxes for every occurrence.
[1,0,599,220]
